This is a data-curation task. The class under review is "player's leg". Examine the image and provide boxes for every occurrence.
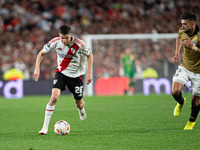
[66,76,86,120]
[172,82,186,116]
[172,66,189,116]
[128,77,136,95]
[184,95,200,130]
[190,95,200,122]
[73,82,86,120]
[184,77,200,130]
[172,82,185,104]
[75,98,86,120]
[39,88,61,135]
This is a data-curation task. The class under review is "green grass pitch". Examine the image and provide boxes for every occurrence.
[0,94,200,150]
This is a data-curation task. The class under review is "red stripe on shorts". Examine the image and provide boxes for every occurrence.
[79,76,83,83]
[55,69,59,75]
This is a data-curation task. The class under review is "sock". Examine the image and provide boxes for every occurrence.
[43,104,55,128]
[189,105,200,122]
[172,92,184,105]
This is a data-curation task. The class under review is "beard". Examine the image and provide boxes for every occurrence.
[184,28,191,34]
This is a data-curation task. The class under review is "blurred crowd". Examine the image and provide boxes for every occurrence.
[0,0,200,80]
[93,38,179,80]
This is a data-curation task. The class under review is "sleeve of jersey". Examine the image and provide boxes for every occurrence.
[43,40,56,53]
[178,28,188,41]
[82,44,91,56]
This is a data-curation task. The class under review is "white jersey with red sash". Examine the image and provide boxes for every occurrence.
[43,37,91,78]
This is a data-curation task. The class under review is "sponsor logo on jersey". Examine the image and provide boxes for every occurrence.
[66,55,73,58]
[53,79,58,84]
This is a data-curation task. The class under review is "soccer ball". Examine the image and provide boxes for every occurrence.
[54,120,70,135]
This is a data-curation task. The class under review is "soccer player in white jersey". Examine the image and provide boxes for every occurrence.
[33,25,93,135]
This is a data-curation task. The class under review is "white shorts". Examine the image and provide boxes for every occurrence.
[173,66,200,96]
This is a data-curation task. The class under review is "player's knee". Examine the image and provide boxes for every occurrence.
[192,96,200,106]
[50,95,59,105]
[171,89,181,96]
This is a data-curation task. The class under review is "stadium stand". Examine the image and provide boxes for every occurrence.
[0,0,200,80]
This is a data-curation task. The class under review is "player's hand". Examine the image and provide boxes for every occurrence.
[33,70,40,82]
[173,55,179,64]
[183,38,193,49]
[183,38,198,51]
[86,73,92,84]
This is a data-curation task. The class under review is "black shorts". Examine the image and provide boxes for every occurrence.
[52,71,83,100]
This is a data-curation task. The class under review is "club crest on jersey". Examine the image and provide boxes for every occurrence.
[71,48,76,54]
[53,79,58,85]
[192,41,196,45]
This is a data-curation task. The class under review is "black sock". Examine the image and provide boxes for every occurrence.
[172,92,184,105]
[189,105,200,122]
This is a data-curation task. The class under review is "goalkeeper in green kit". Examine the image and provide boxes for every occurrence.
[120,48,136,95]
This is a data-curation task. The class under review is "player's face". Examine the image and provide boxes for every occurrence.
[59,33,72,45]
[125,48,131,54]
[181,19,193,33]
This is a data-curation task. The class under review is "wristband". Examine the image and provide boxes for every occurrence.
[192,45,198,51]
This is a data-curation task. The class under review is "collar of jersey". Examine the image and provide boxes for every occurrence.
[188,25,199,37]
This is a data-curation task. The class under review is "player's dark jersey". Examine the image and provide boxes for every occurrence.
[178,25,200,73]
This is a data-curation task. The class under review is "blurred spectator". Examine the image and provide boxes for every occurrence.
[0,0,199,81]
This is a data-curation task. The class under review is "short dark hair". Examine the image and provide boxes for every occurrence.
[181,12,196,21]
[59,25,71,34]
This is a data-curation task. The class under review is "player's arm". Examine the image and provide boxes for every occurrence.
[86,52,93,84]
[173,35,182,64]
[33,49,46,82]
[183,38,200,53]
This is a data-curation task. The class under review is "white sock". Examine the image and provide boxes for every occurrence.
[42,104,55,128]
